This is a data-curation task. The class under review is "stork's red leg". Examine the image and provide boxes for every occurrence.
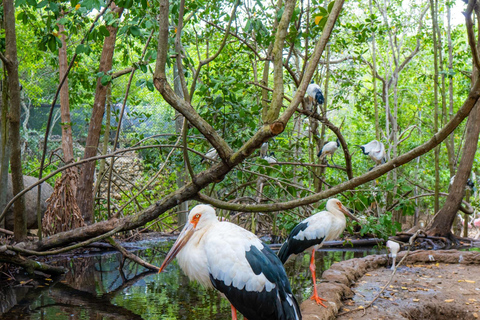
[231,304,238,320]
[309,248,328,308]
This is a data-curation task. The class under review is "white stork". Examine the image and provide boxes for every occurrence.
[358,140,386,167]
[317,139,340,165]
[263,152,279,165]
[278,199,353,308]
[386,240,400,270]
[201,148,218,163]
[158,205,301,320]
[306,82,325,106]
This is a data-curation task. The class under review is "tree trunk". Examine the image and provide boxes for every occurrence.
[76,4,123,224]
[0,63,9,230]
[427,101,480,237]
[4,0,26,241]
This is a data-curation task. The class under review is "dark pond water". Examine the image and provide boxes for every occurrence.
[0,238,381,320]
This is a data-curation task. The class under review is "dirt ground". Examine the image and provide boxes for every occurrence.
[300,250,480,320]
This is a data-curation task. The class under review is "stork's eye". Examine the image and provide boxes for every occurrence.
[195,214,200,219]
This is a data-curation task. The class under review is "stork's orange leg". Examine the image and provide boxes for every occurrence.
[309,248,328,308]
[231,304,237,320]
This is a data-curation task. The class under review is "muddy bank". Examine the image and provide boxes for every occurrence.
[300,249,480,320]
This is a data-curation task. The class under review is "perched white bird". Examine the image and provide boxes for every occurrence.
[317,139,340,165]
[358,140,386,166]
[201,148,218,163]
[386,240,400,270]
[278,199,354,307]
[159,205,302,320]
[260,142,269,158]
[263,152,279,165]
[306,81,325,106]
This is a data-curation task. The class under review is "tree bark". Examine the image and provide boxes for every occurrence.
[0,63,9,230]
[4,0,26,241]
[76,4,123,224]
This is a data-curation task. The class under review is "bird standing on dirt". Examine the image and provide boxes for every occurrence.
[159,205,302,320]
[386,240,400,270]
[317,139,340,166]
[278,199,354,307]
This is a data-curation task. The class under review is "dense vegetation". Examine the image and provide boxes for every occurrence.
[1,0,479,261]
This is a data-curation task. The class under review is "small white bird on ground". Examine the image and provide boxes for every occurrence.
[158,205,302,320]
[317,139,340,165]
[278,198,354,308]
[306,81,325,106]
[358,140,386,167]
[386,240,400,270]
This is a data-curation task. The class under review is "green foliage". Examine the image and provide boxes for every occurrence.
[354,212,402,240]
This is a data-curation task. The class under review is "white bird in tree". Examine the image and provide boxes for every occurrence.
[306,81,325,106]
[317,139,340,165]
[386,240,400,270]
[263,152,279,165]
[278,199,354,308]
[260,142,269,158]
[201,148,218,163]
[158,205,302,320]
[358,140,386,167]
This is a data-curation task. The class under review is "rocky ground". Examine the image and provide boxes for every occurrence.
[300,249,480,320]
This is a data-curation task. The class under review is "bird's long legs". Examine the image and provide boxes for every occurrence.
[309,249,328,308]
[231,304,237,320]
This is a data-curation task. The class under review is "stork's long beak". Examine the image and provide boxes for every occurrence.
[339,204,357,222]
[158,222,195,273]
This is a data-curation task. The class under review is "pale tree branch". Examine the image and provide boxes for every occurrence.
[465,0,480,72]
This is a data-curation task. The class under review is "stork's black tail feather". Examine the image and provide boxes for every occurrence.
[278,242,291,264]
[315,90,324,105]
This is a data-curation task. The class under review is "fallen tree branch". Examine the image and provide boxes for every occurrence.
[106,237,159,271]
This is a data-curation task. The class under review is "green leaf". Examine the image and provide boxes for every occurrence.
[100,75,112,86]
[130,26,141,37]
[99,25,110,37]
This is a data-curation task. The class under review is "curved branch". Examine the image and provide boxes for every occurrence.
[465,0,480,72]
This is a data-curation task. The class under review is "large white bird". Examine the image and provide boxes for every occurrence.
[278,199,353,308]
[386,240,400,270]
[317,139,340,165]
[358,140,386,166]
[306,81,325,106]
[263,152,279,165]
[159,205,301,320]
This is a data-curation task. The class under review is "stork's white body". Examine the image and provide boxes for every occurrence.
[360,140,386,165]
[204,148,218,162]
[278,199,352,307]
[306,83,321,98]
[263,152,278,165]
[160,205,301,320]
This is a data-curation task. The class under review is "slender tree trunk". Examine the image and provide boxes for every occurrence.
[0,65,9,230]
[447,2,456,173]
[430,0,440,214]
[76,4,123,224]
[4,0,26,241]
[370,0,380,141]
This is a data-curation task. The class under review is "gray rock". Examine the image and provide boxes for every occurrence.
[3,175,54,230]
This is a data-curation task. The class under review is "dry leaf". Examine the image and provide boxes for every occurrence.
[365,274,372,276]
[314,16,323,25]
[444,299,454,303]
[465,280,476,284]
[401,287,407,290]
[413,299,420,302]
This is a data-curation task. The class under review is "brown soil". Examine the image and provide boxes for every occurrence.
[300,250,480,320]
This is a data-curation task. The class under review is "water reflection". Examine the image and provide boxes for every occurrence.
[0,240,379,320]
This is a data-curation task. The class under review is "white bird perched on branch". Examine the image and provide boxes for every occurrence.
[260,142,269,158]
[278,198,354,308]
[263,152,279,165]
[201,148,218,163]
[317,139,340,165]
[158,205,302,320]
[358,140,386,167]
[386,240,401,270]
[306,81,324,106]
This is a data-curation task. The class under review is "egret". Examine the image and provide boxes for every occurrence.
[358,140,386,167]
[158,205,302,320]
[263,152,279,165]
[317,139,340,165]
[306,81,324,106]
[278,199,354,307]
[201,148,218,163]
[386,240,400,270]
[260,142,269,158]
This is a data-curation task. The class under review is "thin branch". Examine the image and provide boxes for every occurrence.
[465,0,480,71]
